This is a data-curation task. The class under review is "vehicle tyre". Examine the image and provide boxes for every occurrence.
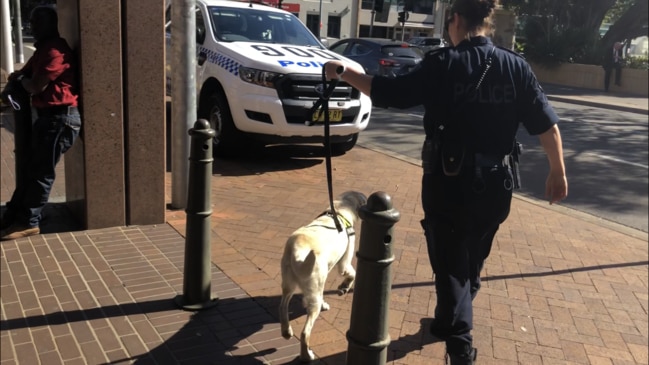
[199,91,242,157]
[330,133,358,155]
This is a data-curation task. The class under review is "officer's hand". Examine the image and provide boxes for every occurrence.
[545,171,567,204]
[324,61,345,81]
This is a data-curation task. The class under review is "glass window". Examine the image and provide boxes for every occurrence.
[306,14,320,38]
[381,45,424,57]
[329,41,349,54]
[351,43,372,56]
[196,7,206,44]
[207,7,321,46]
[165,5,206,45]
[407,0,435,15]
[327,16,341,38]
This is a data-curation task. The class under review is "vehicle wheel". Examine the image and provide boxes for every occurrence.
[330,133,358,155]
[199,91,242,157]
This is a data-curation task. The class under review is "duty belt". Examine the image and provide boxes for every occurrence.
[471,152,514,193]
[472,152,510,168]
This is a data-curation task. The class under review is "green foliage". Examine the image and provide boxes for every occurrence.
[626,55,649,69]
[519,16,603,66]
[604,0,635,23]
[504,0,648,68]
[514,41,525,55]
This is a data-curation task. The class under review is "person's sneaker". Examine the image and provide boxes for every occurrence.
[0,225,40,240]
[446,347,477,365]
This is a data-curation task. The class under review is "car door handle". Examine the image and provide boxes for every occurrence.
[198,51,207,66]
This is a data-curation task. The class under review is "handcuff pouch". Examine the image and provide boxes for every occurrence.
[441,141,466,177]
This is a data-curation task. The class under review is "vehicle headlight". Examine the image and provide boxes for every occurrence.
[239,66,281,88]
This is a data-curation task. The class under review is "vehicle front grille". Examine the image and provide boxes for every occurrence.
[275,74,360,101]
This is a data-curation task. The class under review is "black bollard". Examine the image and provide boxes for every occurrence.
[346,191,400,365]
[174,119,219,311]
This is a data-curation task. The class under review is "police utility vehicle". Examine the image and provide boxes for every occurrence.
[166,0,372,156]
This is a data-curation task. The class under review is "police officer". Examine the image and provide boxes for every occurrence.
[324,0,568,364]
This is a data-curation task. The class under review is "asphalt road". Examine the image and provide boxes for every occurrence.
[358,101,649,232]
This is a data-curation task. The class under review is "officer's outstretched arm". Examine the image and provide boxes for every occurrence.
[324,61,374,96]
[538,124,568,204]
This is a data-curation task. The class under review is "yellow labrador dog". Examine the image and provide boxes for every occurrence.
[279,191,367,362]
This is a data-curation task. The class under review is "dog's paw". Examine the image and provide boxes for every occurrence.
[337,283,354,296]
[281,326,294,339]
[299,348,315,362]
[321,302,330,311]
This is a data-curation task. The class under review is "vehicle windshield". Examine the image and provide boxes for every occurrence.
[209,6,322,46]
[381,45,424,58]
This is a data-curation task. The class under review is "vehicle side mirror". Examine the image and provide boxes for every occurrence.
[197,26,206,44]
[198,51,207,66]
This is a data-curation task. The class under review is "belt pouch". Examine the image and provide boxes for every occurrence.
[441,141,465,177]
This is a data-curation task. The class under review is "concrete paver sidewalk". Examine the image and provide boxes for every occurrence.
[1,88,648,364]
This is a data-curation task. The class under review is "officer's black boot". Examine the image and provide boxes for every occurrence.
[445,345,477,365]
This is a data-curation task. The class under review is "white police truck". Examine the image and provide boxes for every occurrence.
[166,0,372,156]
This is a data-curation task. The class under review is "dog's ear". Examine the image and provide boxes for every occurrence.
[346,191,367,207]
[356,192,367,207]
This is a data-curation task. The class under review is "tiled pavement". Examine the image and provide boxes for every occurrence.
[1,89,648,364]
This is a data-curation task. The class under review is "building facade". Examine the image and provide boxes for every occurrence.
[264,0,514,48]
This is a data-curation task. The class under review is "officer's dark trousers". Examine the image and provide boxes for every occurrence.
[421,164,513,354]
[603,63,622,91]
[6,108,81,228]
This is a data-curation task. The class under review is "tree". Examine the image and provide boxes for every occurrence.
[501,0,648,65]
[600,0,648,48]
[604,0,635,23]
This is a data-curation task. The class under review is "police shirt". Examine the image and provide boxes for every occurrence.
[370,36,559,156]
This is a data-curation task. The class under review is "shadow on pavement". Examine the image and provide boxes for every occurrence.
[0,202,83,235]
[212,145,329,177]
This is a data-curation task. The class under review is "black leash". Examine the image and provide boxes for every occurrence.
[308,67,343,232]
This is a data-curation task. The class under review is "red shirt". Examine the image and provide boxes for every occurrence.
[20,37,78,108]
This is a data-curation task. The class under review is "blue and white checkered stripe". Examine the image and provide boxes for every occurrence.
[200,46,240,76]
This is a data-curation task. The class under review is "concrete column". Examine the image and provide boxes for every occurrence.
[76,0,127,228]
[58,0,167,229]
[56,0,86,223]
[0,0,14,76]
[124,0,166,225]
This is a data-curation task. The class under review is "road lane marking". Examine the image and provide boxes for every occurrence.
[584,152,648,169]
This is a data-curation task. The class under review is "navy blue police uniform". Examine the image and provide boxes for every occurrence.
[369,36,559,355]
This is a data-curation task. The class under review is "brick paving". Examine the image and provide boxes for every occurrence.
[1,90,648,364]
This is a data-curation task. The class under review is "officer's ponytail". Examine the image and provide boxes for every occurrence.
[450,0,497,33]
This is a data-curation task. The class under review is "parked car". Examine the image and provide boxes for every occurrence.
[165,0,372,156]
[328,38,424,77]
[407,36,448,53]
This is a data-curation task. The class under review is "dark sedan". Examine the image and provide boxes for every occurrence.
[328,38,424,77]
[407,36,448,53]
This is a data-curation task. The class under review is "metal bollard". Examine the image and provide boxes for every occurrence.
[346,191,400,365]
[174,119,219,311]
